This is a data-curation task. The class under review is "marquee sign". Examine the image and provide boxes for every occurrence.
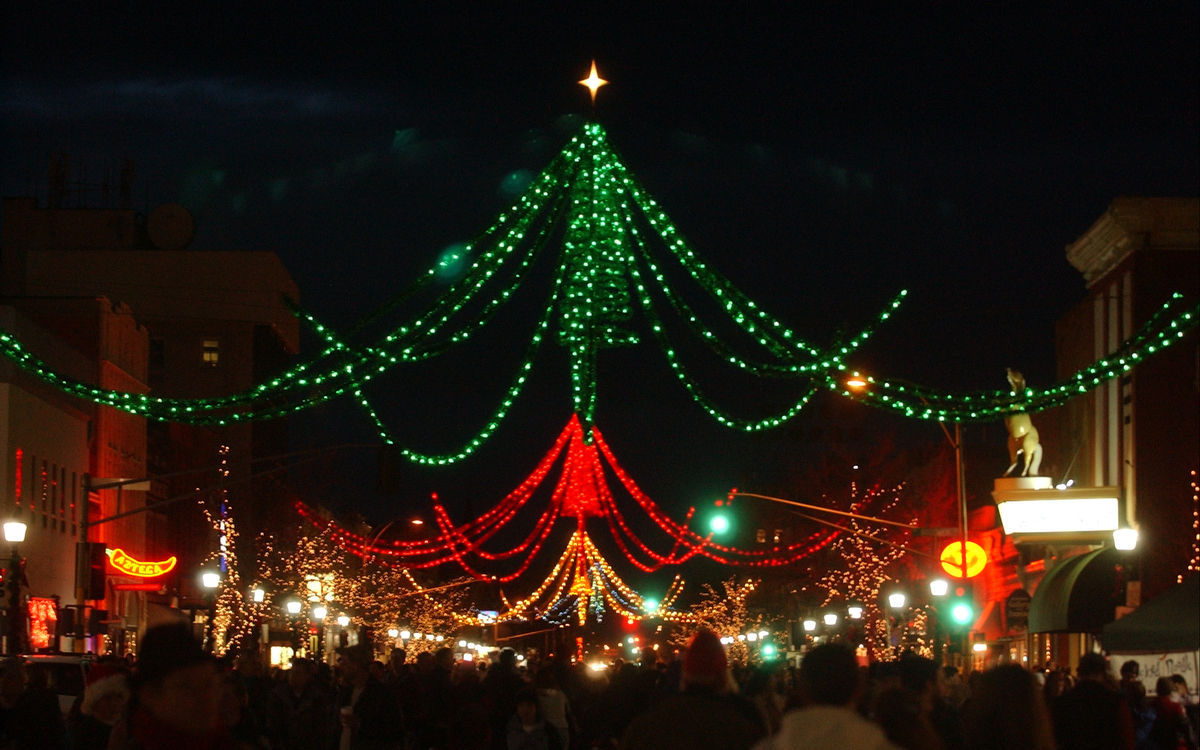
[106,548,177,578]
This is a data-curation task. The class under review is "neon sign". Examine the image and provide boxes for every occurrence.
[29,597,57,649]
[939,541,988,579]
[106,548,177,578]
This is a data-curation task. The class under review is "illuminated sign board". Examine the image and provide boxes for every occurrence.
[996,497,1119,534]
[106,548,177,578]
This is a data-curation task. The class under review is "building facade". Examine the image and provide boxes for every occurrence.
[2,191,299,653]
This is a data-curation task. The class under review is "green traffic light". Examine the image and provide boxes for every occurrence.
[762,644,777,659]
[950,601,973,625]
[710,515,730,534]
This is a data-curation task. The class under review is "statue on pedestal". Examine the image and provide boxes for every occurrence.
[1004,368,1043,477]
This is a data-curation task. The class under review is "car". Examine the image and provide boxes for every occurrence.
[16,653,94,716]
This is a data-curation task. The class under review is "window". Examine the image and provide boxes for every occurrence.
[202,339,220,366]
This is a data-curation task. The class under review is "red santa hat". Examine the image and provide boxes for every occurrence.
[681,629,728,688]
[81,662,130,716]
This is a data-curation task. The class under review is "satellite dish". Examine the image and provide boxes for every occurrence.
[146,203,195,250]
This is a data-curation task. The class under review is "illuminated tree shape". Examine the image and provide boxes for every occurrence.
[4,123,1190,454]
[298,414,910,624]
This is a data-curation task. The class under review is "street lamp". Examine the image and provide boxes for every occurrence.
[200,569,220,653]
[1113,527,1139,551]
[3,520,28,655]
[286,599,302,615]
[887,592,907,610]
[311,605,328,662]
[929,579,949,597]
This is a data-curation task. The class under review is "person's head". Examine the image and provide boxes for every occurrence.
[335,643,374,686]
[798,642,860,707]
[1156,676,1177,698]
[964,664,1055,750]
[133,623,220,733]
[1170,674,1189,697]
[1075,653,1110,682]
[288,657,315,691]
[434,647,455,671]
[389,648,406,670]
[898,654,941,697]
[498,647,517,670]
[1119,660,1139,680]
[80,663,130,725]
[515,689,541,726]
[681,629,729,691]
[640,646,657,669]
[1043,668,1068,700]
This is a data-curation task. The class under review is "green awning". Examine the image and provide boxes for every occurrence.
[1028,547,1124,633]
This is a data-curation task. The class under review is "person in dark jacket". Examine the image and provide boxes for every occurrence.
[1051,652,1135,750]
[267,657,336,750]
[619,629,765,750]
[335,642,405,750]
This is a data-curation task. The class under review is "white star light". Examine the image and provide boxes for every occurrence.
[579,60,608,103]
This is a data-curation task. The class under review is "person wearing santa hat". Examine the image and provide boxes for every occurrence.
[67,660,130,750]
[619,629,766,750]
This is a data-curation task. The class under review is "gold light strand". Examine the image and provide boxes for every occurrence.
[1184,469,1199,583]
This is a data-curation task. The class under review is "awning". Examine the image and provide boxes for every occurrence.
[1101,573,1200,652]
[1028,547,1125,633]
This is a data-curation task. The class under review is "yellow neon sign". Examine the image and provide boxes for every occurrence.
[106,548,177,578]
[939,540,987,579]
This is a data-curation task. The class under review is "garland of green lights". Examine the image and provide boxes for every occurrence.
[1,121,1197,457]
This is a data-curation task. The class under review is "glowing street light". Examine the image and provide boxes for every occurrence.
[1113,527,1139,551]
[312,605,328,621]
[929,579,950,597]
[286,600,302,615]
[888,592,907,610]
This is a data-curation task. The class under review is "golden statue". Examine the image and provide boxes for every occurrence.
[1004,368,1043,477]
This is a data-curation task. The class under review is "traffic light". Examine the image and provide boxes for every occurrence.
[948,583,974,629]
[708,497,732,535]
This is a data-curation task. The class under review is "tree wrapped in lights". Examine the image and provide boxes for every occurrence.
[668,577,764,666]
[802,479,917,662]
[257,517,472,654]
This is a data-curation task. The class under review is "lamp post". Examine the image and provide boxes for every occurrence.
[844,374,971,586]
[312,605,328,662]
[3,520,29,655]
[200,569,220,653]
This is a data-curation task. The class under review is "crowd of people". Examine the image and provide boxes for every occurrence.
[0,623,1197,750]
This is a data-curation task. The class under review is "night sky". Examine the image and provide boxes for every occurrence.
[3,5,1198,537]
